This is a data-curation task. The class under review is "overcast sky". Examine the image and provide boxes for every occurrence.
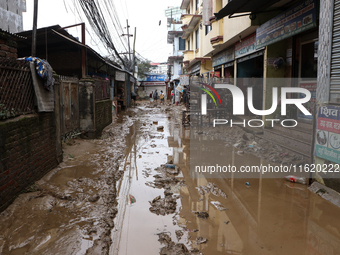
[23,0,182,63]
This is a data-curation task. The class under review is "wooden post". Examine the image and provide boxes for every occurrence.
[31,0,38,57]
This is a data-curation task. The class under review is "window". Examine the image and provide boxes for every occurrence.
[205,25,212,35]
[196,29,199,49]
[196,0,199,10]
[188,39,190,51]
[179,38,186,50]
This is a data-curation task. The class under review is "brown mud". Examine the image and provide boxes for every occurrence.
[0,102,340,255]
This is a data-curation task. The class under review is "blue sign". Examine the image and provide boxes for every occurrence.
[256,0,316,48]
[146,75,166,82]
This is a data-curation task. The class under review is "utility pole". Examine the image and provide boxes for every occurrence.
[121,19,133,63]
[133,27,136,76]
[31,0,38,57]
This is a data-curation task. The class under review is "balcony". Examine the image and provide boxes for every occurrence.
[209,16,224,48]
[167,31,183,44]
[180,0,190,10]
[181,14,202,40]
[182,50,194,63]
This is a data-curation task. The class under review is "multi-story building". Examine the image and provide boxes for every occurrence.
[0,0,26,33]
[180,0,212,77]
[180,0,340,192]
[165,7,186,81]
[150,62,168,74]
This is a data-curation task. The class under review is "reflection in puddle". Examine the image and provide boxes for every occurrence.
[111,111,340,255]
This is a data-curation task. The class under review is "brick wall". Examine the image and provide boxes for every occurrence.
[95,99,112,137]
[0,113,58,212]
[0,33,18,59]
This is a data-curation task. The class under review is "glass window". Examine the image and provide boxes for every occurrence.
[188,39,190,50]
[196,29,199,49]
[196,0,199,10]
[179,37,186,50]
[205,25,212,35]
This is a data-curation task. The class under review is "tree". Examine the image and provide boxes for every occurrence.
[136,57,152,79]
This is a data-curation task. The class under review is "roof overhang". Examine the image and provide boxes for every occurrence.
[215,0,281,20]
[188,57,211,67]
[182,15,202,39]
[167,55,184,63]
[180,0,190,10]
[140,81,166,86]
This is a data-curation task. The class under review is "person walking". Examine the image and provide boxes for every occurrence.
[153,90,158,104]
[149,91,154,104]
[160,90,165,104]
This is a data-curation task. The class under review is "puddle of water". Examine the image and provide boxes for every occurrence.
[111,110,340,255]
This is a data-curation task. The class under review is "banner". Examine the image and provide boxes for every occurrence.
[256,0,316,48]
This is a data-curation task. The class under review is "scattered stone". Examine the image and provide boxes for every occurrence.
[157,126,164,130]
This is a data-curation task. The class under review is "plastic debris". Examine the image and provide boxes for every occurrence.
[284,175,307,185]
[245,182,250,187]
[196,237,208,244]
[164,164,176,169]
[237,151,244,156]
[211,201,227,211]
[128,194,136,205]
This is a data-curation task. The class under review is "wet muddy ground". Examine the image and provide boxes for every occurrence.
[1,102,340,254]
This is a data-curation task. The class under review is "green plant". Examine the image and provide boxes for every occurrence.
[0,104,16,119]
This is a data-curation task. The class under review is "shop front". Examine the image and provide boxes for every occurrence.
[235,33,265,114]
[212,46,235,83]
[115,71,127,110]
[256,0,318,122]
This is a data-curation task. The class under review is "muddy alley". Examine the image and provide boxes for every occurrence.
[0,103,340,255]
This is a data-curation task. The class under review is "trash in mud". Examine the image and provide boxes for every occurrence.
[195,182,227,199]
[153,121,158,124]
[224,221,230,225]
[194,211,209,219]
[284,175,307,185]
[128,194,136,205]
[237,150,244,156]
[245,182,250,187]
[157,126,164,130]
[165,163,176,169]
[196,236,208,244]
[210,201,227,211]
[149,190,177,216]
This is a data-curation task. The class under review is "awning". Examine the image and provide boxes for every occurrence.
[214,0,280,20]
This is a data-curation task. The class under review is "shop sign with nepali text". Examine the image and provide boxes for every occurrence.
[256,0,316,49]
[315,105,340,164]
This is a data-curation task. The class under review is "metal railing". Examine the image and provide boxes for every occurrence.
[0,58,35,119]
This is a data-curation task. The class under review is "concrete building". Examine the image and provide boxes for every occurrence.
[0,0,26,33]
[165,6,186,81]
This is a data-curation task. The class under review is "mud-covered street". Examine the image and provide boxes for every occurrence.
[1,103,340,255]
